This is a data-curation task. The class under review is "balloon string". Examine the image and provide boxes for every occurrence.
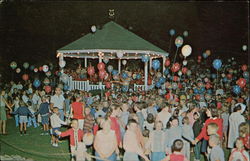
[168,36,173,53]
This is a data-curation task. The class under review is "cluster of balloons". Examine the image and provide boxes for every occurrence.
[152,60,160,70]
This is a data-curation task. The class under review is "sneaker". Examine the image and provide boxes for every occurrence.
[52,143,56,147]
[40,133,45,136]
[54,143,58,147]
[44,132,49,135]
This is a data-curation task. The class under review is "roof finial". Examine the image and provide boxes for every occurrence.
[108,9,115,19]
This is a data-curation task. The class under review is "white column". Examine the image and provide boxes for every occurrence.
[118,59,121,74]
[84,57,87,67]
[59,53,64,74]
[162,56,166,77]
[99,56,102,63]
[144,61,148,91]
[149,57,152,70]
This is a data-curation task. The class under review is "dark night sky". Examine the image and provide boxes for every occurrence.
[0,1,249,81]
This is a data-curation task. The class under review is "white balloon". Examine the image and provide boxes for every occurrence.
[91,25,96,32]
[16,68,21,73]
[183,60,188,66]
[107,65,113,73]
[122,60,127,65]
[59,60,66,68]
[43,65,49,72]
[178,71,182,76]
[116,52,123,58]
[181,45,192,57]
[242,45,247,51]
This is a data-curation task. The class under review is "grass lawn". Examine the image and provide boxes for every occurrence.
[0,118,231,161]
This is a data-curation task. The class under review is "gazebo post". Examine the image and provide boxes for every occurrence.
[144,61,148,91]
[118,59,121,74]
[149,57,152,70]
[59,53,64,74]
[162,56,166,77]
[84,57,87,68]
[99,56,102,63]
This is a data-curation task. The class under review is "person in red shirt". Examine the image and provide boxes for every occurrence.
[71,95,85,130]
[192,106,223,154]
[162,139,188,161]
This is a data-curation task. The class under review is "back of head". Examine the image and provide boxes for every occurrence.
[209,134,220,145]
[172,139,184,152]
[233,105,241,112]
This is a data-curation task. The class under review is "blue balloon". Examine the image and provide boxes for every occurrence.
[155,82,161,88]
[112,70,118,75]
[57,72,62,76]
[175,36,184,48]
[233,85,241,95]
[213,59,222,70]
[136,74,141,80]
[152,60,160,70]
[243,71,249,79]
[211,73,217,79]
[122,86,128,92]
[141,55,150,63]
[194,88,199,94]
[33,79,41,88]
[200,87,206,94]
[207,89,212,94]
[223,77,228,83]
[122,72,128,79]
[169,29,175,36]
[164,69,169,76]
[29,65,35,71]
[202,53,208,59]
[159,77,166,84]
[63,85,69,91]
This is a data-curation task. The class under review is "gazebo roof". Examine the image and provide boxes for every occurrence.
[57,21,168,59]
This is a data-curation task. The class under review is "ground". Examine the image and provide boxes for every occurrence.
[0,118,230,161]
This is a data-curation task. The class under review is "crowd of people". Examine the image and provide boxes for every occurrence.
[0,56,249,161]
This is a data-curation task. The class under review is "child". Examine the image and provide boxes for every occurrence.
[50,107,67,147]
[27,101,37,128]
[228,138,249,161]
[12,100,33,135]
[208,134,225,161]
[13,96,20,127]
[35,96,50,135]
[83,107,95,133]
[162,139,188,161]
[123,119,150,161]
[56,119,88,161]
[146,121,165,161]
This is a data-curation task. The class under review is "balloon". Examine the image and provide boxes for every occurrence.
[99,70,106,79]
[198,56,202,60]
[221,73,225,77]
[103,58,109,64]
[204,78,209,82]
[136,74,141,79]
[29,65,35,71]
[22,74,29,81]
[182,60,187,66]
[97,62,105,71]
[141,55,149,63]
[34,68,38,73]
[165,59,171,67]
[171,63,181,73]
[211,73,217,79]
[16,68,21,73]
[212,59,222,70]
[202,53,208,59]
[237,78,246,88]
[182,67,188,74]
[43,65,49,72]
[152,60,160,70]
[169,29,175,36]
[205,50,211,56]
[33,79,41,88]
[178,71,182,76]
[122,60,127,65]
[233,85,241,95]
[181,45,192,57]
[241,65,247,71]
[10,61,17,69]
[197,59,201,63]
[116,52,123,58]
[155,82,161,88]
[164,69,169,76]
[175,36,184,48]
[243,71,249,79]
[159,77,166,84]
[112,70,118,75]
[44,86,52,93]
[45,71,52,77]
[60,74,69,83]
[63,85,69,91]
[223,77,228,83]
[23,62,29,69]
[122,72,128,79]
[105,82,111,89]
[187,70,191,76]
[122,86,128,92]
[172,83,178,90]
[87,66,95,76]
[156,72,162,78]
[91,25,96,32]
[183,31,188,37]
[43,77,50,85]
[107,65,113,73]
[173,76,179,81]
[59,61,66,68]
[194,88,199,94]
[242,45,247,51]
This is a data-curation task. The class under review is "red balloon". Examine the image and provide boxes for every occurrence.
[87,66,95,76]
[241,64,247,71]
[165,59,171,67]
[105,91,111,97]
[171,63,181,73]
[173,76,179,81]
[97,62,105,71]
[237,78,246,88]
[195,95,200,100]
[227,74,232,79]
[105,82,111,89]
[198,56,202,60]
[22,74,29,81]
[182,67,188,74]
[99,70,106,79]
[44,86,51,93]
[205,83,211,89]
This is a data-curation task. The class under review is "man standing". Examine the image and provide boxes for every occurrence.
[50,87,65,121]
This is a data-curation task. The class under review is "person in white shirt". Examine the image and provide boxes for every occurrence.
[50,107,67,147]
[50,87,65,121]
[156,104,171,129]
[22,91,29,104]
